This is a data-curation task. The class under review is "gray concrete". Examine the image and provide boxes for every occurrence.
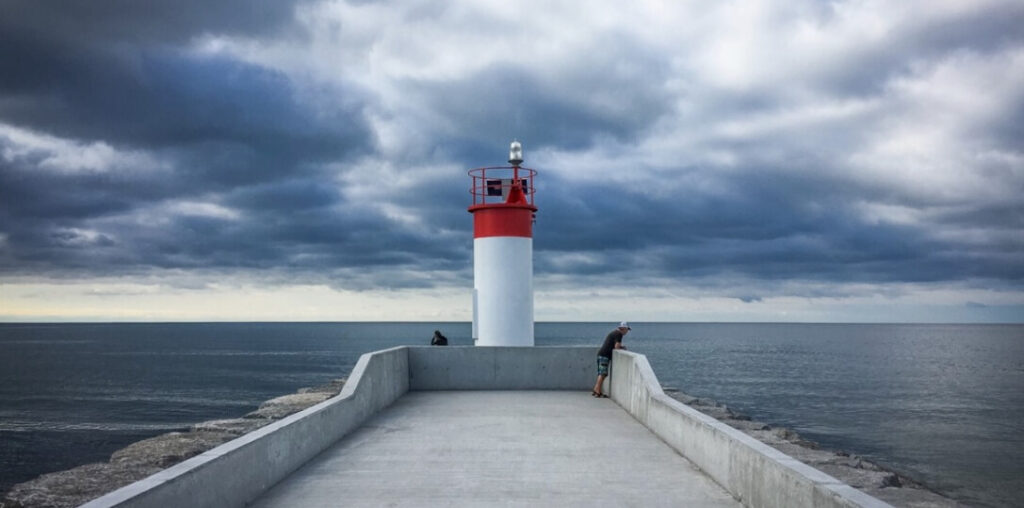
[80,346,410,508]
[252,391,740,507]
[609,350,893,508]
[408,346,595,390]
[79,346,889,508]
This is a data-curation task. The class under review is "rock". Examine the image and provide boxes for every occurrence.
[771,441,838,466]
[297,377,346,395]
[829,454,866,469]
[724,419,770,432]
[815,463,904,489]
[693,405,735,420]
[773,427,801,441]
[881,473,904,488]
[244,392,334,419]
[855,458,885,472]
[694,397,719,407]
[1,462,162,508]
[191,418,272,436]
[666,391,698,405]
[110,430,236,469]
[770,427,820,449]
[861,484,963,508]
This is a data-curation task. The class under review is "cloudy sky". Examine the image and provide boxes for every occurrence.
[1,0,1022,322]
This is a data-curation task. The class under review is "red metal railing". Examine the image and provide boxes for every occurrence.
[468,166,537,207]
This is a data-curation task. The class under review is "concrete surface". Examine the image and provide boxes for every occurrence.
[609,350,893,508]
[408,346,595,390]
[251,391,740,508]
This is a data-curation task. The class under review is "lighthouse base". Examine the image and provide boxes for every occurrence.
[472,236,534,346]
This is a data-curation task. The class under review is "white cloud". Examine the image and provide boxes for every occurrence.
[50,228,113,247]
[847,47,1024,204]
[0,122,170,174]
[167,201,242,221]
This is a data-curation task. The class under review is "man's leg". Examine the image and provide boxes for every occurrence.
[593,374,606,395]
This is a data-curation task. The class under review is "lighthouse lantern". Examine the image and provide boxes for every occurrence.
[508,140,523,166]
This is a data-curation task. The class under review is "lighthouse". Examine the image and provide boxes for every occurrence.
[468,141,538,346]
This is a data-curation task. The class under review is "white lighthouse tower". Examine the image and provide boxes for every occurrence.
[468,141,538,346]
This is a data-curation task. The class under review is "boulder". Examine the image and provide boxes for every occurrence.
[665,391,698,405]
[1,462,162,508]
[860,484,963,508]
[191,417,272,436]
[298,377,347,395]
[109,430,236,469]
[244,392,334,419]
[724,419,770,432]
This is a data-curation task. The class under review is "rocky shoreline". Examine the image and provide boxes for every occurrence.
[3,380,961,508]
[0,378,347,508]
[661,387,962,507]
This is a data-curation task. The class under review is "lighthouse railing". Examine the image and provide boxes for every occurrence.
[468,166,536,207]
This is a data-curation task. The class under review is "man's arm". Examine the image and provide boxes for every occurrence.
[614,342,626,350]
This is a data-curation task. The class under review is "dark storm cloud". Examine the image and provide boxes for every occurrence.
[0,181,468,283]
[403,33,673,161]
[0,0,368,181]
[0,0,314,118]
[1,47,368,176]
[1,0,1022,298]
[225,179,340,212]
[760,2,1024,98]
[0,149,152,220]
[532,160,1024,287]
[0,0,404,284]
[912,4,1024,59]
[0,0,426,283]
[0,0,308,47]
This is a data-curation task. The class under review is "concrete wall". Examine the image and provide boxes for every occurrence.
[80,346,410,508]
[608,350,892,508]
[79,346,886,508]
[409,346,594,390]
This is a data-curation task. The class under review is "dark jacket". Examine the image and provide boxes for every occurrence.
[431,331,448,346]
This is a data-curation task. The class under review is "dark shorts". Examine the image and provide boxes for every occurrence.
[597,356,610,376]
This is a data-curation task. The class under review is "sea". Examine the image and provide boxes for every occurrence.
[1,322,1022,507]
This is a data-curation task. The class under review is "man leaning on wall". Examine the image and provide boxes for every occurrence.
[592,321,630,398]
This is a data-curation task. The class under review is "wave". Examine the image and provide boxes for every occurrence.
[0,420,189,433]
[1,394,257,407]
[0,339,97,345]
[99,350,340,357]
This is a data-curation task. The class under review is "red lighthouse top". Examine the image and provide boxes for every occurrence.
[468,141,537,238]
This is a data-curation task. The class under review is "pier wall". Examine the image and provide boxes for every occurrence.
[609,350,890,508]
[408,345,594,390]
[82,345,888,508]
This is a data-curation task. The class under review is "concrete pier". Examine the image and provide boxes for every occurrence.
[82,346,892,508]
[251,391,739,507]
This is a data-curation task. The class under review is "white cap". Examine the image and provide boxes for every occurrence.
[619,321,631,330]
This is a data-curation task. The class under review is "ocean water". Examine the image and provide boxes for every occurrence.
[0,323,1021,507]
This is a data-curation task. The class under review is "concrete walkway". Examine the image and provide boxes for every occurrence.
[252,391,740,507]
